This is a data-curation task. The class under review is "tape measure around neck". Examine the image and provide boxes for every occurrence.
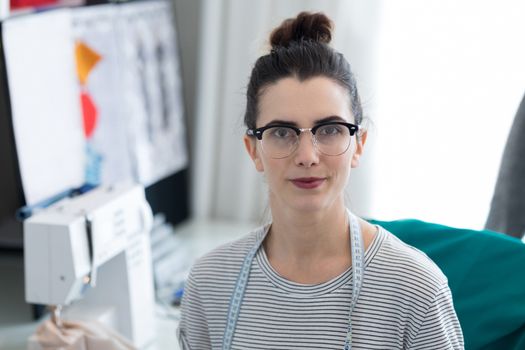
[222,209,365,350]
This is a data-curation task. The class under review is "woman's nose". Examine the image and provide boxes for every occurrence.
[293,132,319,167]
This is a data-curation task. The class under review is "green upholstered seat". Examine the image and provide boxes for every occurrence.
[370,219,525,350]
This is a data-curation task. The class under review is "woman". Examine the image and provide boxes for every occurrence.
[178,12,464,350]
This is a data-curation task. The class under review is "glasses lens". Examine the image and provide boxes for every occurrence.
[261,126,298,159]
[315,123,351,156]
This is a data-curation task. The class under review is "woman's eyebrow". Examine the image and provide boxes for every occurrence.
[265,119,298,127]
[264,115,346,127]
[314,115,346,124]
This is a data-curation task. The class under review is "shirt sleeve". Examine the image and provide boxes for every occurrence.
[408,282,465,349]
[176,268,213,350]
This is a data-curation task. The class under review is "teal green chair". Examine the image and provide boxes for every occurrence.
[370,219,525,350]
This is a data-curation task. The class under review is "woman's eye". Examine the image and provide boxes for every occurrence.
[272,127,291,138]
[319,125,342,135]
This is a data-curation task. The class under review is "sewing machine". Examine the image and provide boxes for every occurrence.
[23,183,156,348]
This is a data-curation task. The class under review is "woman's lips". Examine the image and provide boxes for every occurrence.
[290,177,326,189]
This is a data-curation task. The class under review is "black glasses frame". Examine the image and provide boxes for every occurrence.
[246,121,359,139]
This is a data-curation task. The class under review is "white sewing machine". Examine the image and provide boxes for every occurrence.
[23,183,156,349]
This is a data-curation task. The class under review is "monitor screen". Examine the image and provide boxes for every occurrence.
[0,0,189,250]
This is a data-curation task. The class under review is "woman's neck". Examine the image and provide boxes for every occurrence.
[264,198,350,269]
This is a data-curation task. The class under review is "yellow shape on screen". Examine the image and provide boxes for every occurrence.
[75,41,102,85]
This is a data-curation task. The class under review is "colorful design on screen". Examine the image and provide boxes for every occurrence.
[75,41,101,139]
[75,41,102,185]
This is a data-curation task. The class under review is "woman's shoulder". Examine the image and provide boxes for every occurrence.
[373,226,449,287]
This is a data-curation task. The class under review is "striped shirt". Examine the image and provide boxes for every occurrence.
[177,224,464,349]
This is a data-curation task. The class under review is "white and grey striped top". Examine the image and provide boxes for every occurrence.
[177,225,464,349]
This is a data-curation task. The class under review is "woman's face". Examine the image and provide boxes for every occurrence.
[244,76,367,214]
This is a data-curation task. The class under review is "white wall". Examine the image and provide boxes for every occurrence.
[368,0,525,229]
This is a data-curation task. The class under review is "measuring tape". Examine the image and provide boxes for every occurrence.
[222,209,365,350]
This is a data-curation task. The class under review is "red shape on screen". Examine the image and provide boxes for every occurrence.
[81,92,98,139]
[10,0,58,10]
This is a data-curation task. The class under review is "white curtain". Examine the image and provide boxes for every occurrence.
[191,0,382,223]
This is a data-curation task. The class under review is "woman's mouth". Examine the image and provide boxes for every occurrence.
[290,177,326,189]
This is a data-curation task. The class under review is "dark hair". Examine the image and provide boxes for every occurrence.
[244,12,363,130]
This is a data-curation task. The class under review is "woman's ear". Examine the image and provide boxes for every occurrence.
[244,135,264,172]
[351,130,367,168]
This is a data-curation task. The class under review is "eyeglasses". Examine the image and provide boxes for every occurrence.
[247,121,359,159]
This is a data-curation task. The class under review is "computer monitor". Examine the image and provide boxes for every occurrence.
[0,0,190,249]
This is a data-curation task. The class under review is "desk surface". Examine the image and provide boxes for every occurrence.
[0,219,255,350]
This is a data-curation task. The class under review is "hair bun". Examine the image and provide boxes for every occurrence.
[270,12,333,49]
